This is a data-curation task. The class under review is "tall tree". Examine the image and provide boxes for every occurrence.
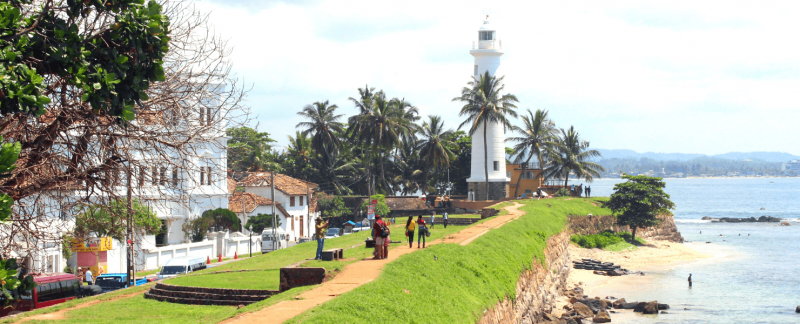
[607,174,675,241]
[74,199,161,242]
[417,116,455,195]
[227,127,277,172]
[347,85,376,195]
[543,126,605,188]
[296,100,345,153]
[393,139,423,196]
[285,131,316,179]
[507,109,557,198]
[452,71,519,200]
[311,145,357,195]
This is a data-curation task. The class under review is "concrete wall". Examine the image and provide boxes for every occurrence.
[479,230,572,324]
[468,181,509,201]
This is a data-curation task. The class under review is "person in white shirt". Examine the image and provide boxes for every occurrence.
[430,212,436,229]
[85,268,94,285]
[443,212,449,229]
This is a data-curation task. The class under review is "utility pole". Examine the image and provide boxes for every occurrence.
[306,186,310,240]
[271,171,276,252]
[126,167,134,287]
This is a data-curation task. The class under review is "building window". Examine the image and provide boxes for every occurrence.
[493,161,499,171]
[151,166,158,185]
[159,167,167,186]
[299,196,303,206]
[200,166,212,186]
[172,168,178,186]
[290,196,295,207]
[474,65,478,75]
[139,166,146,187]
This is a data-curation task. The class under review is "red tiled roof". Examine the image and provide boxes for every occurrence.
[228,192,290,218]
[227,178,238,193]
[239,173,318,196]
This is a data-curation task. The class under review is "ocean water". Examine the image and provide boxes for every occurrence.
[582,178,800,324]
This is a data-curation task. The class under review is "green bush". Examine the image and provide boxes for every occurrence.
[571,230,642,249]
[554,188,570,197]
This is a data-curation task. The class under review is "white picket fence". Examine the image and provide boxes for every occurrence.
[142,232,260,270]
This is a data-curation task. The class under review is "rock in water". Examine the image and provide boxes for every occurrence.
[612,298,627,309]
[796,305,800,313]
[643,301,660,314]
[593,310,611,323]
[573,302,594,318]
[633,302,647,312]
[658,303,670,310]
[781,222,791,226]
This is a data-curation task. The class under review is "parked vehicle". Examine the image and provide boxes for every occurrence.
[324,228,341,239]
[95,273,148,293]
[0,273,81,317]
[157,256,207,279]
[261,229,296,253]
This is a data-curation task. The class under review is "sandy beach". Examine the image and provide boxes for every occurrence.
[553,239,714,319]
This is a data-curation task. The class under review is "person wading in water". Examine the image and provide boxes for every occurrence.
[688,274,692,287]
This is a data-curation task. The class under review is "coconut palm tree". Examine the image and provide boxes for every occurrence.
[296,100,345,153]
[417,115,456,195]
[452,71,519,200]
[507,109,557,198]
[543,126,605,189]
[347,85,377,194]
[350,91,410,194]
[393,139,423,196]
[312,145,356,195]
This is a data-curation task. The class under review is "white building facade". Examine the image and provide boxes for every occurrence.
[467,17,511,201]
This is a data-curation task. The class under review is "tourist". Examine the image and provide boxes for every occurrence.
[430,212,436,229]
[391,217,395,225]
[443,212,449,229]
[314,218,330,260]
[584,186,589,197]
[85,267,94,285]
[688,274,692,287]
[383,228,391,260]
[537,187,542,200]
[587,186,591,197]
[405,216,416,248]
[373,215,387,259]
[417,215,427,248]
[77,267,84,284]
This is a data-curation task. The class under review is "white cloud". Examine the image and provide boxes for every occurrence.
[195,0,800,155]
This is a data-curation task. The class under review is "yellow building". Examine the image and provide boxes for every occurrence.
[506,163,544,198]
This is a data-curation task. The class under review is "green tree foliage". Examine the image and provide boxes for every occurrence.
[245,213,282,234]
[417,115,455,195]
[182,208,241,242]
[316,192,350,218]
[507,109,557,197]
[360,194,391,217]
[606,174,676,241]
[226,126,278,172]
[453,71,519,200]
[0,0,169,119]
[544,126,605,187]
[74,199,161,242]
[296,100,345,153]
[0,137,20,222]
[0,258,36,306]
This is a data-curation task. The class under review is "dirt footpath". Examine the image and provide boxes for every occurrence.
[224,202,526,324]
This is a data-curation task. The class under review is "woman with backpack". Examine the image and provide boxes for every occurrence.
[416,215,427,248]
[405,216,416,248]
[373,215,388,259]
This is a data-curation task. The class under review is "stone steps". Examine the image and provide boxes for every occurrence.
[144,282,277,306]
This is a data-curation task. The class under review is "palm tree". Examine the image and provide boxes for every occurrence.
[286,131,316,179]
[393,139,423,196]
[543,126,605,190]
[417,115,455,195]
[312,145,356,195]
[452,71,519,200]
[347,85,376,194]
[296,100,345,153]
[507,109,557,198]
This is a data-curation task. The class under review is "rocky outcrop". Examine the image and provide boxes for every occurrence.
[593,310,611,323]
[569,213,683,243]
[701,215,782,223]
[478,231,571,324]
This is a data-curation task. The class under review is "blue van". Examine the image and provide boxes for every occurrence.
[95,273,148,293]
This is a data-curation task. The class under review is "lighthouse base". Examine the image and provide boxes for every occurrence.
[468,181,508,201]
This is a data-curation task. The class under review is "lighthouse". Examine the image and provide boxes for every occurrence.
[466,16,510,201]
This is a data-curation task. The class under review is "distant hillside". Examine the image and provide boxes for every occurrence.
[596,149,800,163]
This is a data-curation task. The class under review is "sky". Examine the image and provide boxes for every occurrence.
[194,0,800,156]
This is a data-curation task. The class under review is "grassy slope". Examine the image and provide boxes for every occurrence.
[166,270,281,290]
[286,198,610,324]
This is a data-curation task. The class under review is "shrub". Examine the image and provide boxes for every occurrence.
[570,230,641,249]
[554,188,570,197]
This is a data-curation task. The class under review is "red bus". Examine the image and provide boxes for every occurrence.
[0,273,81,317]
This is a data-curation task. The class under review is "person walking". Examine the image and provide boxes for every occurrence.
[314,218,330,260]
[537,187,542,200]
[588,186,591,197]
[430,212,436,229]
[405,216,416,248]
[688,273,692,287]
[584,186,589,197]
[443,212,449,229]
[416,215,427,248]
[373,215,387,259]
[85,268,94,285]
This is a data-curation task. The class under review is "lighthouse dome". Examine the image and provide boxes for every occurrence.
[478,18,495,31]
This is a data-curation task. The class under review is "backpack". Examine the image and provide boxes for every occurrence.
[380,222,390,238]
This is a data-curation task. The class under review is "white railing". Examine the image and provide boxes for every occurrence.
[472,40,502,50]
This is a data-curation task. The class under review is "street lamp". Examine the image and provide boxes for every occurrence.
[248,225,253,258]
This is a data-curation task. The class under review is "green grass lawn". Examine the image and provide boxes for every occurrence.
[286,198,610,323]
[166,270,280,290]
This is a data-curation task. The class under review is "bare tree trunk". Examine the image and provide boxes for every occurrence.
[631,227,637,243]
[483,120,489,201]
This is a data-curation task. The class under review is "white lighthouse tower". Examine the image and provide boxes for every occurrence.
[466,16,510,201]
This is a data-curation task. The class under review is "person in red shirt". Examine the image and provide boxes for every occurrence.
[416,215,427,248]
[373,215,386,259]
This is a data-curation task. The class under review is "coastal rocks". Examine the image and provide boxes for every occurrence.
[643,301,660,314]
[702,216,782,223]
[781,222,791,226]
[573,302,594,318]
[796,305,800,313]
[592,310,611,323]
[612,298,626,308]
[573,259,634,276]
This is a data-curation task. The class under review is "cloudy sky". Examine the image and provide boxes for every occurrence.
[195,0,800,156]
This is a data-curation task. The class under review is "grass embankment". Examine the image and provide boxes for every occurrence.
[286,198,610,323]
[8,214,489,323]
[571,231,646,252]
